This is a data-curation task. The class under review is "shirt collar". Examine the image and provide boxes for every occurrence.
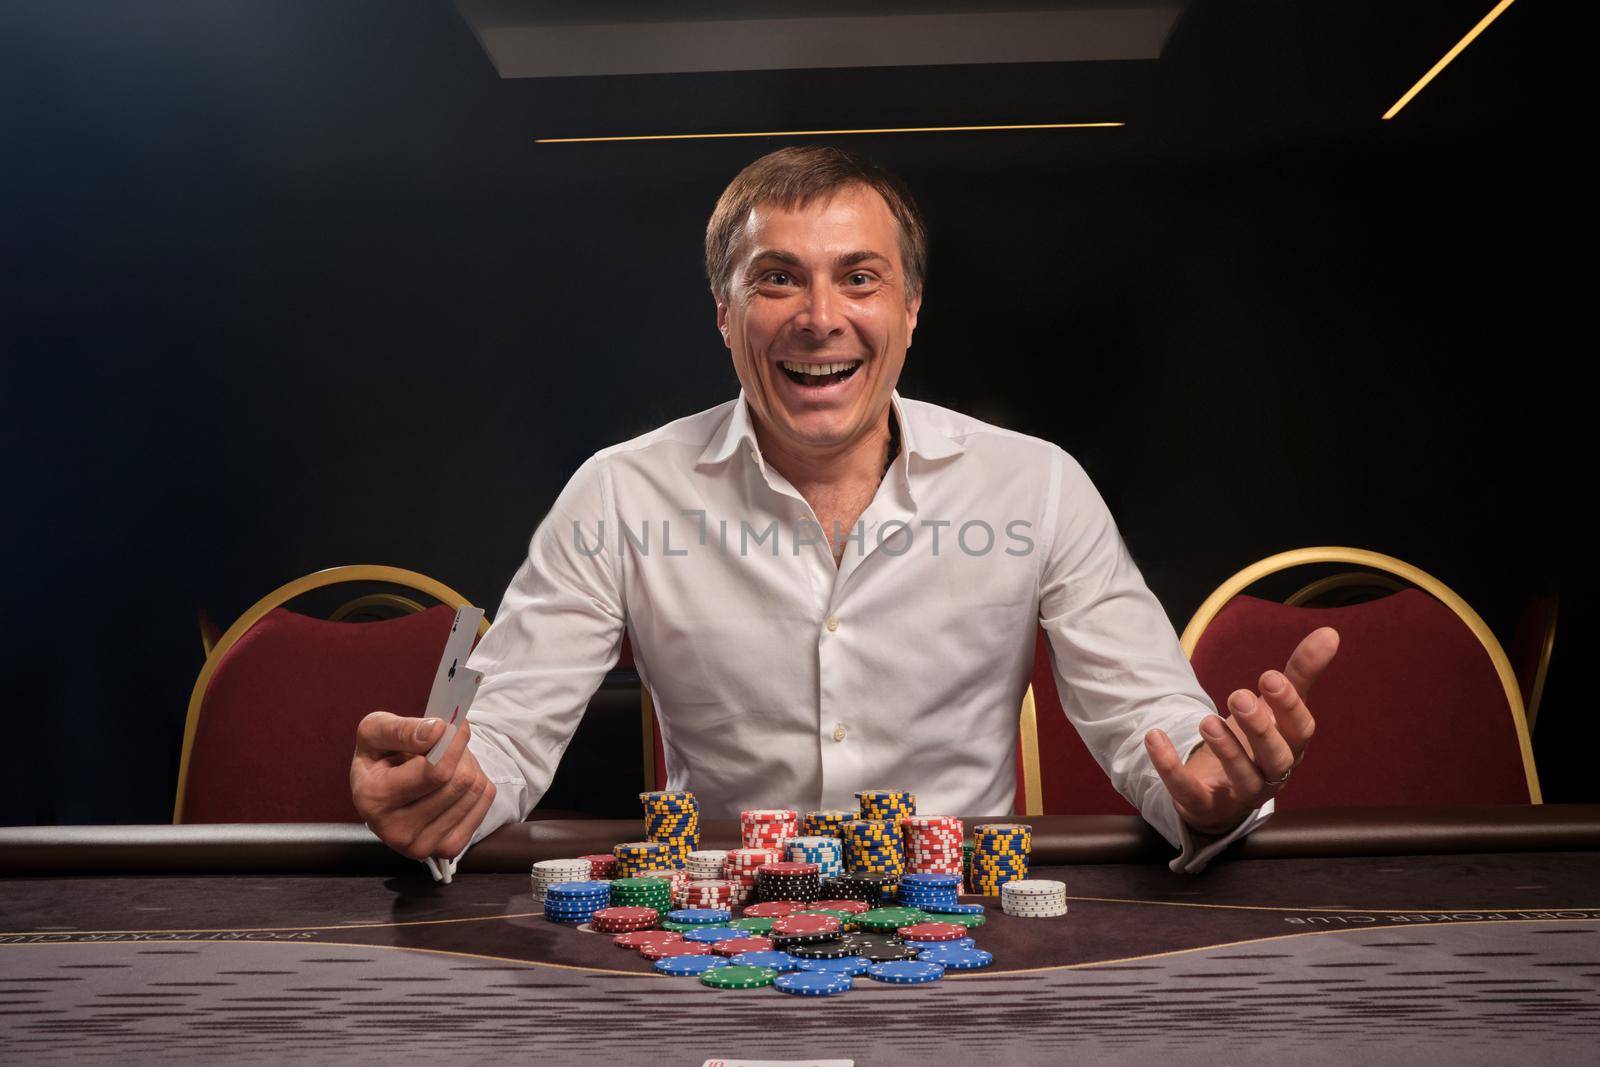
[696,388,966,470]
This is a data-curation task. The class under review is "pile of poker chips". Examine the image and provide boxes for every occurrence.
[641,790,700,865]
[896,872,964,912]
[542,880,611,924]
[1000,878,1068,918]
[724,846,782,906]
[901,815,964,875]
[785,836,843,879]
[680,878,736,909]
[530,858,591,902]
[609,875,672,916]
[856,788,916,825]
[822,871,897,906]
[591,905,659,934]
[840,819,906,878]
[740,809,799,851]
[613,840,673,878]
[970,822,1031,894]
[802,809,857,838]
[756,861,822,904]
[686,849,728,881]
[580,854,617,880]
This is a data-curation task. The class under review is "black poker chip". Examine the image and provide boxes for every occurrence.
[788,939,859,960]
[821,872,897,905]
[771,931,839,949]
[839,932,914,961]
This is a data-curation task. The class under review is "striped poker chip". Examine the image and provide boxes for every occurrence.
[711,936,773,957]
[811,899,869,915]
[654,955,727,977]
[895,922,968,942]
[612,929,680,949]
[682,926,748,944]
[797,955,873,977]
[742,901,802,919]
[903,936,976,951]
[770,914,840,938]
[640,939,712,960]
[727,950,804,973]
[916,946,993,971]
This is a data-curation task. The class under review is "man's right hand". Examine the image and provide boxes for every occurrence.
[350,712,496,863]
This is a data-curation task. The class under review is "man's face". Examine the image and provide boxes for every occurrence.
[717,184,921,458]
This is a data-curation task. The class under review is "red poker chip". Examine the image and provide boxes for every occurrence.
[640,940,712,960]
[897,922,968,942]
[759,862,820,876]
[770,914,841,937]
[612,930,681,949]
[592,907,657,924]
[742,901,802,919]
[711,936,774,957]
[811,899,869,914]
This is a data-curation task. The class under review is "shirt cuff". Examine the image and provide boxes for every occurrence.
[461,735,528,855]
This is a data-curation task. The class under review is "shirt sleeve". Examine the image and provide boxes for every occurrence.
[460,453,627,848]
[1035,448,1269,874]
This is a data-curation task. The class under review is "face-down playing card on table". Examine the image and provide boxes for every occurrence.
[423,605,484,765]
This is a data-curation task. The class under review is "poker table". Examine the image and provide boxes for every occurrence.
[4,806,1598,1065]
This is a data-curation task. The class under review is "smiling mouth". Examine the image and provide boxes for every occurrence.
[779,359,864,387]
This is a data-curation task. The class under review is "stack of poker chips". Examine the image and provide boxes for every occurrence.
[687,849,729,881]
[856,788,916,826]
[901,815,964,875]
[962,841,975,891]
[724,847,783,906]
[542,880,611,924]
[755,861,822,904]
[608,876,672,916]
[613,840,673,878]
[740,809,799,851]
[530,858,591,902]
[786,835,844,879]
[681,879,736,910]
[637,865,691,908]
[580,854,618,880]
[1000,878,1068,918]
[802,809,857,839]
[840,819,906,879]
[663,907,734,932]
[896,872,962,912]
[641,790,700,866]
[590,905,659,934]
[970,823,1031,894]
[822,871,897,906]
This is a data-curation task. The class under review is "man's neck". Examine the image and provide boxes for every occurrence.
[752,406,898,494]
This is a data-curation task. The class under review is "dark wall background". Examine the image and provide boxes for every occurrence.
[3,0,1580,825]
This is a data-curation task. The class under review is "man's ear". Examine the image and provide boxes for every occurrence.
[905,288,923,349]
[714,289,731,350]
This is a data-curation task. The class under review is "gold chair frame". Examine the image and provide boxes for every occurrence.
[174,565,488,823]
[1180,546,1541,803]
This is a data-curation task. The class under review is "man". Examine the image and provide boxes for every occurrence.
[350,146,1339,874]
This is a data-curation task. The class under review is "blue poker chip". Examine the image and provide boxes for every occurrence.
[773,970,853,997]
[926,902,985,915]
[797,955,873,977]
[683,926,747,944]
[667,908,732,925]
[729,950,804,972]
[915,946,993,971]
[899,873,961,888]
[545,881,612,897]
[654,955,729,977]
[867,960,946,984]
[903,936,976,951]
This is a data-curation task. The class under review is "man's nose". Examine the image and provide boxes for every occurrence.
[795,282,845,339]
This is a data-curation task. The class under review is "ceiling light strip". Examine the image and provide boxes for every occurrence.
[536,122,1123,144]
[1383,0,1518,120]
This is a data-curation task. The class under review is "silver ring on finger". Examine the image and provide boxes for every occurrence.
[1263,764,1293,787]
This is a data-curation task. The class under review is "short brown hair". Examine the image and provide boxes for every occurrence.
[705,145,928,305]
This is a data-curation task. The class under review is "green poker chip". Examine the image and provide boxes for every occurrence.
[660,920,701,932]
[699,964,778,989]
[855,907,929,932]
[729,917,775,935]
[935,911,986,929]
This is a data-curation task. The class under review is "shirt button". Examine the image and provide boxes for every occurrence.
[825,615,839,632]
[832,724,848,742]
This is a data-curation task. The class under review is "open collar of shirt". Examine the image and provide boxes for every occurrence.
[693,388,966,513]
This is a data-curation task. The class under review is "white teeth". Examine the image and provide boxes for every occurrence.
[781,360,862,376]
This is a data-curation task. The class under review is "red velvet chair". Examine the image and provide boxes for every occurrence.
[175,566,487,823]
[1180,547,1541,808]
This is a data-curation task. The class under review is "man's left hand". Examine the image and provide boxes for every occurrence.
[1144,626,1340,835]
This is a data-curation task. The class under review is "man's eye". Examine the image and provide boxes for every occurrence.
[846,273,874,287]
[764,271,793,286]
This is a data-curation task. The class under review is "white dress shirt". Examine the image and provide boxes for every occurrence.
[465,391,1269,872]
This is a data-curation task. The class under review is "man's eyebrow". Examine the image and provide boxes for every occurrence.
[747,249,893,269]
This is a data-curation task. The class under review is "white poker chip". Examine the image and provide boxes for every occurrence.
[1001,879,1066,895]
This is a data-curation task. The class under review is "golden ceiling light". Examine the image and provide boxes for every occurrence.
[1384,0,1519,120]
